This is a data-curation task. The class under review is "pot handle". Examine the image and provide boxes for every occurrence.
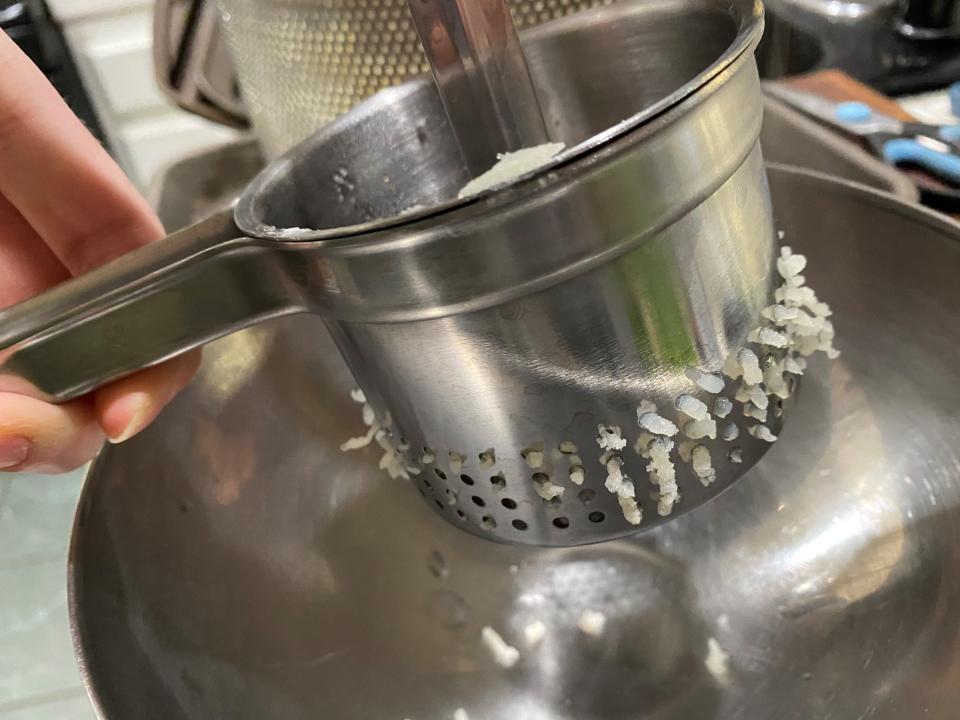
[152,0,249,128]
[0,209,298,402]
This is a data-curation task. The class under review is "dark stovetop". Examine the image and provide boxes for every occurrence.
[2,0,109,149]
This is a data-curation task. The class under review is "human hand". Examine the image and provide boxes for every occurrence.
[0,31,200,473]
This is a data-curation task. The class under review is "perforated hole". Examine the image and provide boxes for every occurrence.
[512,519,528,531]
[435,500,444,510]
[553,516,570,529]
[434,468,447,480]
[456,509,466,520]
[502,498,518,510]
[472,496,486,507]
[490,473,506,490]
[521,446,544,469]
[588,511,605,523]
[478,449,496,468]
[423,479,432,489]
[578,488,597,505]
[448,451,466,473]
[482,516,497,530]
[532,471,563,506]
[460,474,475,486]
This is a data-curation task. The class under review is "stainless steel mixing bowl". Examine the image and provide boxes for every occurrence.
[1,0,777,544]
[70,164,960,719]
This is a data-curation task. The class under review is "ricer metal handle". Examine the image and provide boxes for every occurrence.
[405,0,550,176]
[0,209,297,402]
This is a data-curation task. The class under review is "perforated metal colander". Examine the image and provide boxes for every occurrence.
[214,0,617,155]
[3,0,779,549]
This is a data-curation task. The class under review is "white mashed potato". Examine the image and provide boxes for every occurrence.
[578,609,607,637]
[705,637,732,686]
[481,626,520,668]
[457,142,566,198]
[637,412,678,437]
[524,620,547,647]
[685,367,725,394]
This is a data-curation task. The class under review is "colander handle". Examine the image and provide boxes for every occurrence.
[0,209,298,402]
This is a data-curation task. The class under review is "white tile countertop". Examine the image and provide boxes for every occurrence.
[0,471,95,719]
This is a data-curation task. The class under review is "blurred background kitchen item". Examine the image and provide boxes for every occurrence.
[762,0,960,94]
[767,81,960,209]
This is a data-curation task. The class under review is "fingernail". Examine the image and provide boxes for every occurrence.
[0,436,30,470]
[106,393,151,444]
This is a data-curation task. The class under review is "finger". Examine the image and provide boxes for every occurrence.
[0,393,103,473]
[93,350,202,443]
[0,193,70,307]
[0,31,164,274]
[0,190,198,434]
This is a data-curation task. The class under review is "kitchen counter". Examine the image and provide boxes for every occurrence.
[0,470,94,718]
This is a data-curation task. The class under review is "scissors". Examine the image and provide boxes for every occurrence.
[765,84,960,210]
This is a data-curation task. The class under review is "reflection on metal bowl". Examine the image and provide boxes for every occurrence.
[70,165,960,719]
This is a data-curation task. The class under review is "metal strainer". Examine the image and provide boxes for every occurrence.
[0,0,771,546]
[155,0,617,156]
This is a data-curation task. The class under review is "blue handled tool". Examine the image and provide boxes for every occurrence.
[881,139,960,186]
[765,84,960,210]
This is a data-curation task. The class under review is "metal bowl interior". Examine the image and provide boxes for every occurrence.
[234,0,763,240]
[71,165,960,719]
